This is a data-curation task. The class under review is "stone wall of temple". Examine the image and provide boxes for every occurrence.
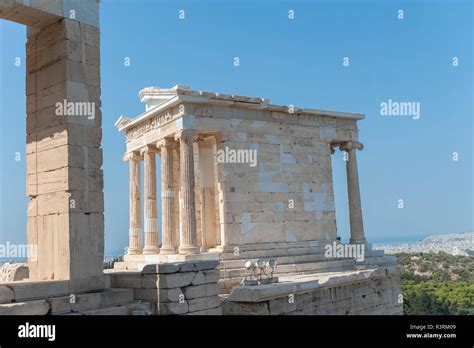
[182,106,360,247]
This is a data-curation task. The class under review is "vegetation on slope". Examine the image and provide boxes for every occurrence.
[395,252,473,315]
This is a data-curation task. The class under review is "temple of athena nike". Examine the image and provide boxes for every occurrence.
[113,85,402,302]
[115,85,365,260]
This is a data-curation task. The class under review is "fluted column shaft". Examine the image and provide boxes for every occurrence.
[142,145,159,254]
[158,138,177,254]
[176,130,199,254]
[127,152,142,255]
[340,141,366,244]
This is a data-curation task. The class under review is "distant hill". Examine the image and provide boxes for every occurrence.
[395,252,474,315]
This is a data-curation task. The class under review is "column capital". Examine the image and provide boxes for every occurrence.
[140,144,158,156]
[156,137,176,148]
[340,141,364,152]
[123,151,143,162]
[175,129,199,142]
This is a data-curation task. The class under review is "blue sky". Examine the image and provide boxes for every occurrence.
[1,0,472,254]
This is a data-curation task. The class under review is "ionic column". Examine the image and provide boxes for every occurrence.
[125,152,143,255]
[175,130,199,254]
[157,137,177,254]
[340,141,366,244]
[141,145,160,254]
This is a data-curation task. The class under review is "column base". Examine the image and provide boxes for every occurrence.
[127,248,142,255]
[160,246,178,255]
[142,246,160,255]
[178,245,200,255]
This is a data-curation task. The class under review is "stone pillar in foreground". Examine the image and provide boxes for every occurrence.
[158,137,177,254]
[175,130,199,254]
[23,11,104,292]
[142,145,159,254]
[340,141,366,244]
[126,152,143,255]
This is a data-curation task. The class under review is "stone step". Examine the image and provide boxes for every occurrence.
[113,261,143,271]
[219,259,357,280]
[69,301,153,315]
[0,280,69,302]
[47,288,134,314]
[0,299,50,315]
[219,253,329,269]
[219,246,328,260]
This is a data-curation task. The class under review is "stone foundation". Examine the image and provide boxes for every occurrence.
[223,265,403,315]
[108,259,222,315]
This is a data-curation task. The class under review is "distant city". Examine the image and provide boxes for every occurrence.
[374,232,474,256]
[1,232,473,265]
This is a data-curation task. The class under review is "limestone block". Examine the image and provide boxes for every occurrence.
[35,144,69,173]
[140,274,159,288]
[8,280,69,301]
[191,269,220,285]
[77,303,139,316]
[157,272,196,289]
[85,44,100,66]
[110,272,142,288]
[268,297,297,315]
[81,23,100,47]
[47,292,102,314]
[26,106,64,135]
[26,72,36,95]
[134,287,184,303]
[188,295,221,313]
[100,289,134,307]
[26,93,37,114]
[157,301,188,315]
[68,212,104,280]
[183,283,219,300]
[0,285,14,304]
[222,300,269,315]
[66,145,103,169]
[37,82,67,110]
[69,275,105,294]
[133,288,159,301]
[27,168,68,195]
[142,263,179,274]
[158,288,184,302]
[0,300,50,315]
[69,168,104,192]
[27,39,82,74]
[187,307,222,315]
[85,63,100,86]
[179,260,219,272]
[37,59,67,91]
[65,59,86,84]
[27,214,71,280]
